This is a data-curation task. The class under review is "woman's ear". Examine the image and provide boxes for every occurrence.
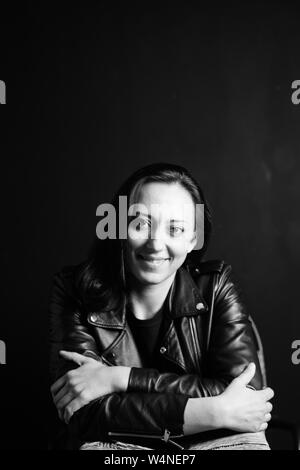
[187,233,198,253]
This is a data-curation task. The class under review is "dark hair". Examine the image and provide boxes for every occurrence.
[75,163,212,311]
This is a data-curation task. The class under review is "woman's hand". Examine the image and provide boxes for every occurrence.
[50,350,131,424]
[218,363,274,433]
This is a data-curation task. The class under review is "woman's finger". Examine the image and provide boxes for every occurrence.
[50,375,66,396]
[260,422,268,431]
[265,413,272,422]
[53,382,71,406]
[64,396,86,424]
[59,350,92,365]
[58,408,63,421]
[266,402,273,412]
[262,387,274,401]
[56,391,75,411]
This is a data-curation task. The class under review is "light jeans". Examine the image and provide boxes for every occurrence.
[80,431,270,450]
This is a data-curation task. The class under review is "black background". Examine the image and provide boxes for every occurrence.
[0,2,299,450]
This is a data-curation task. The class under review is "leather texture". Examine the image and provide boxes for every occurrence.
[49,259,262,446]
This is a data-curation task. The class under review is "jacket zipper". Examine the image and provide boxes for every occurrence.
[189,316,201,374]
[107,429,185,450]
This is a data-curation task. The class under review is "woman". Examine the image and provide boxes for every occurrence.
[49,163,274,450]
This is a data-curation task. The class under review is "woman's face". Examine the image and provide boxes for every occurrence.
[124,182,197,286]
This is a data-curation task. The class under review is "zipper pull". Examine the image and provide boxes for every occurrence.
[163,429,171,443]
[163,429,185,450]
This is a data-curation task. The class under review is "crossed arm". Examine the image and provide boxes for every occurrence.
[51,350,273,444]
[49,268,274,444]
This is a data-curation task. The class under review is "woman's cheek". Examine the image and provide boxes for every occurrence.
[169,238,191,257]
[126,232,146,249]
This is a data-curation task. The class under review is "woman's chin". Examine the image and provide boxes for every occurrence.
[134,270,171,285]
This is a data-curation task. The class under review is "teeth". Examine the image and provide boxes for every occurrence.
[140,256,168,264]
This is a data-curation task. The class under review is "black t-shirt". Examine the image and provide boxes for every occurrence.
[127,304,167,367]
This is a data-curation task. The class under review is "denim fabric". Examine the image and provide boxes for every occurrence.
[80,441,153,450]
[184,431,270,450]
[80,431,270,450]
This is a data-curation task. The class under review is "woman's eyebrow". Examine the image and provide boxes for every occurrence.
[132,212,188,224]
[134,211,151,219]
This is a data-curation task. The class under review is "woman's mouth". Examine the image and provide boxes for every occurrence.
[138,254,170,266]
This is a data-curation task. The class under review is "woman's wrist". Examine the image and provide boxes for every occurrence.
[183,396,224,435]
[111,366,132,392]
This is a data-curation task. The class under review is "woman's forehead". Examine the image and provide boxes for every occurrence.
[133,181,193,204]
[130,182,195,220]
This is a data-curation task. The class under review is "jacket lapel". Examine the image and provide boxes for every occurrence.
[87,266,208,368]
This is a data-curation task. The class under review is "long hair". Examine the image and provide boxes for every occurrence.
[75,163,213,311]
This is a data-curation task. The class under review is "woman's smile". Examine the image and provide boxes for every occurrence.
[137,254,171,269]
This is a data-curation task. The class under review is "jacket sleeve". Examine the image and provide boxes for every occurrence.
[49,269,102,382]
[69,392,188,443]
[49,268,189,442]
[127,263,263,397]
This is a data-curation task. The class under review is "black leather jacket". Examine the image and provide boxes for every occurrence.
[49,259,262,449]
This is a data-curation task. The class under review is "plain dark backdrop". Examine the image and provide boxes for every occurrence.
[0,2,299,449]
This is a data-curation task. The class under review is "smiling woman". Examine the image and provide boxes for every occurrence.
[49,163,274,450]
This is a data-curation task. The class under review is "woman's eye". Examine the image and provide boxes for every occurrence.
[170,226,185,236]
[135,219,149,231]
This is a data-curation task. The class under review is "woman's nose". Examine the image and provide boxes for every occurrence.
[145,237,165,251]
[145,225,166,250]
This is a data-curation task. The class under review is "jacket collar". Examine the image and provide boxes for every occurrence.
[88,266,208,329]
